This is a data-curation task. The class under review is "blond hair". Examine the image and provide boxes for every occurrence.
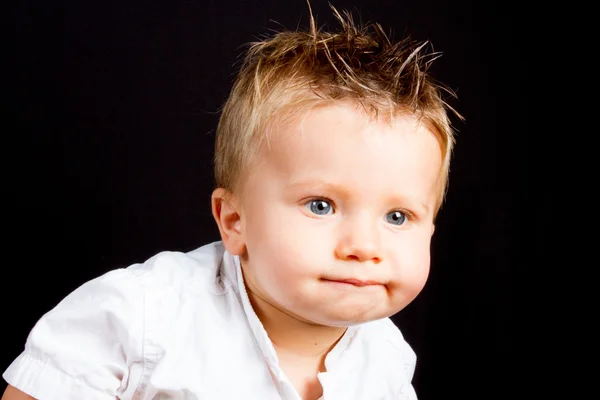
[214,3,462,214]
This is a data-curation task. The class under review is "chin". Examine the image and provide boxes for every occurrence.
[306,308,389,327]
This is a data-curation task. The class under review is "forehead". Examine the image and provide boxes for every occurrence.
[265,103,440,165]
[246,103,443,208]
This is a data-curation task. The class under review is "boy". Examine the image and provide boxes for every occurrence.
[2,3,459,400]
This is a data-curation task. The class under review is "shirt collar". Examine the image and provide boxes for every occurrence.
[221,249,360,374]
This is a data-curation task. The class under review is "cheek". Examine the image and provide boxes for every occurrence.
[244,204,330,272]
[387,235,432,295]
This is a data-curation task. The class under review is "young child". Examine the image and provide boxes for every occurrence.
[2,4,460,400]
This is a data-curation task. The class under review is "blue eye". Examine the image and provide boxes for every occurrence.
[386,211,406,225]
[307,200,333,215]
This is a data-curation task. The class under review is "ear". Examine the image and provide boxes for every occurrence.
[211,188,245,256]
[431,224,436,236]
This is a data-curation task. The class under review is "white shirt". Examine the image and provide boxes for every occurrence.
[3,241,418,399]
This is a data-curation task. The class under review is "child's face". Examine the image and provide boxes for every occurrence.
[235,103,442,326]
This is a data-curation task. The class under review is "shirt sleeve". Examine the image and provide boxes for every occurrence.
[3,267,147,400]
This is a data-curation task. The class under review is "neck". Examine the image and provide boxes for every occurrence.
[246,286,346,363]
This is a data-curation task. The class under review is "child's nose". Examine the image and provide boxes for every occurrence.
[334,216,383,264]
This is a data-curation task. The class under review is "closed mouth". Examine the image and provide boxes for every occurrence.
[322,278,381,287]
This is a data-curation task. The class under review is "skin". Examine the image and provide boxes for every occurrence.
[212,102,443,399]
[1,385,34,400]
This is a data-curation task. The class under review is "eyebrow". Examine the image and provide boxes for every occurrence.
[286,179,431,215]
[287,180,351,195]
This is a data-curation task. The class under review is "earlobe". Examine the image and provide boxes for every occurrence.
[211,188,245,255]
[431,224,436,236]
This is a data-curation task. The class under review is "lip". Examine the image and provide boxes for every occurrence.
[322,278,382,287]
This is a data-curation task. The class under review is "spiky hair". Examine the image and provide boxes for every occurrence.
[214,2,461,212]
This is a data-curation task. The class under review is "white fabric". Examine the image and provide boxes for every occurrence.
[3,241,418,399]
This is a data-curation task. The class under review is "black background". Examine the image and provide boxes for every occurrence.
[3,1,522,399]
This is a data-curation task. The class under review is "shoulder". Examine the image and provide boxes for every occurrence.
[41,241,227,313]
[26,240,229,341]
[128,240,228,294]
